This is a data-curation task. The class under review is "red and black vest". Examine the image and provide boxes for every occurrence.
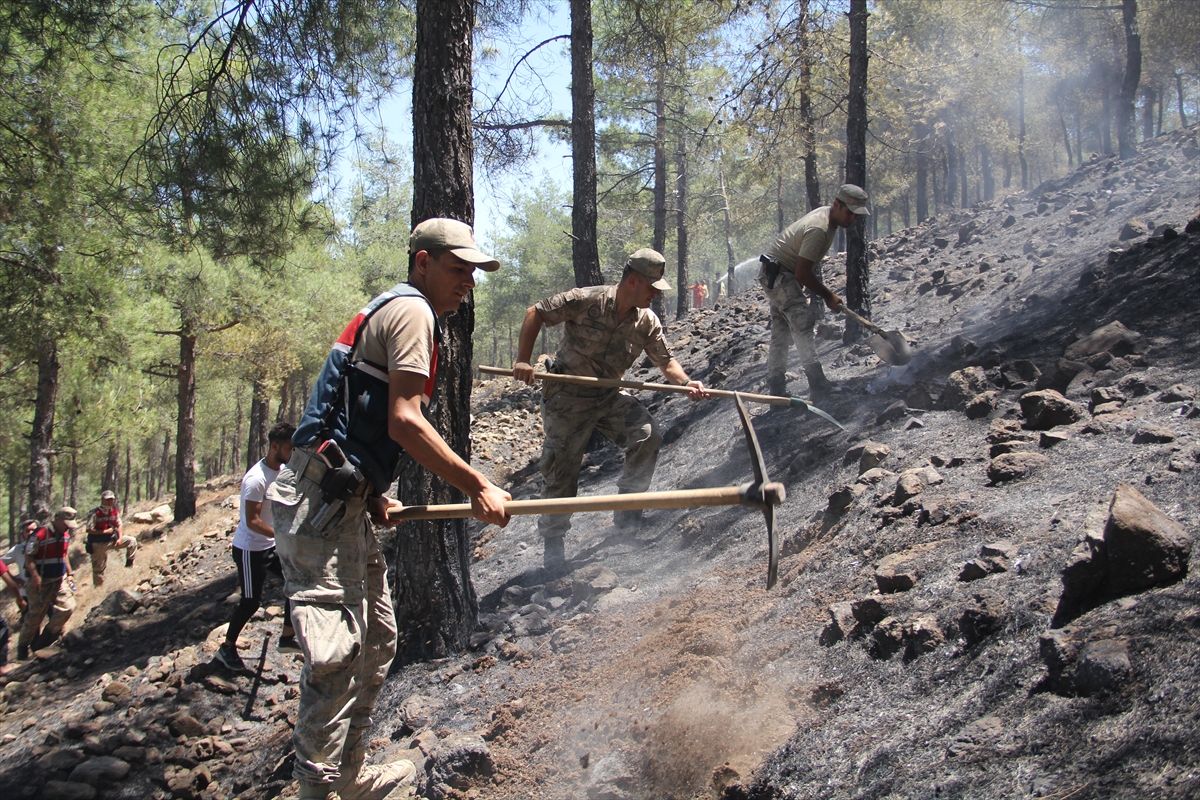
[28,525,70,580]
[89,504,120,542]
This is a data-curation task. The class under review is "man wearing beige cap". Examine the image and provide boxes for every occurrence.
[18,507,79,659]
[85,489,137,587]
[269,217,512,800]
[513,248,708,572]
[759,183,869,401]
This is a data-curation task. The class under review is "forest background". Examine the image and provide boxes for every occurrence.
[1,0,1196,540]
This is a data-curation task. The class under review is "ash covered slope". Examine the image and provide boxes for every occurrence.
[445,129,1199,800]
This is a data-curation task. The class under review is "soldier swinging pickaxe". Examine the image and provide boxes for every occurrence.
[388,394,787,589]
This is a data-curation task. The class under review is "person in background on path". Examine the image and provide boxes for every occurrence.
[512,248,709,574]
[269,218,511,800]
[1,519,36,606]
[758,183,869,402]
[85,489,137,587]
[17,507,79,659]
[0,557,29,675]
[215,422,299,672]
[690,282,706,309]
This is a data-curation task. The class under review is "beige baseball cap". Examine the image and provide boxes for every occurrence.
[836,184,870,215]
[409,218,500,271]
[56,506,81,529]
[625,248,671,291]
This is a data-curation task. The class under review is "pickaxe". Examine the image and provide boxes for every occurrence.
[478,365,845,431]
[388,394,786,589]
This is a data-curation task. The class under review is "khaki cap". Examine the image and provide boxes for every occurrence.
[409,218,500,271]
[836,184,870,215]
[101,490,116,501]
[625,248,671,291]
[56,506,81,529]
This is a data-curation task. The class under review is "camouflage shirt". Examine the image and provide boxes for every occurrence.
[536,285,673,380]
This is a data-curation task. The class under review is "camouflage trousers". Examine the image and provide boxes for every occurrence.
[89,535,137,586]
[538,386,662,539]
[760,270,820,379]
[269,449,398,786]
[19,577,75,653]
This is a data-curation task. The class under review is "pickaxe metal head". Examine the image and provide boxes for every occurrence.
[735,393,783,589]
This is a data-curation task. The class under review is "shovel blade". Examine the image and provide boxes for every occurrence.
[867,332,913,366]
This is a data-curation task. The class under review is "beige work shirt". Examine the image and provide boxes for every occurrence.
[536,285,673,380]
[764,206,836,271]
[354,295,437,403]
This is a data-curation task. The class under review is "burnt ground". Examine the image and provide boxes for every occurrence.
[0,128,1196,800]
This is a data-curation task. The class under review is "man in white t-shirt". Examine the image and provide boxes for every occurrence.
[215,422,297,671]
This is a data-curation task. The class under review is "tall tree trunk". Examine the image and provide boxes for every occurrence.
[231,389,242,478]
[776,171,785,233]
[247,381,269,470]
[843,0,870,344]
[1101,67,1113,154]
[103,445,119,494]
[1019,69,1029,190]
[799,0,820,211]
[1175,71,1189,129]
[674,138,689,320]
[157,432,170,501]
[945,127,957,208]
[28,336,58,519]
[123,443,131,515]
[960,150,968,208]
[176,328,197,520]
[1003,152,1011,189]
[570,0,602,288]
[718,163,736,297]
[399,0,479,663]
[1142,85,1156,142]
[1116,0,1141,160]
[1060,103,1074,168]
[916,135,929,221]
[651,63,668,320]
[981,145,995,200]
[69,448,78,508]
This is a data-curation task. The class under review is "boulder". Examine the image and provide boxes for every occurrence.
[1019,390,1084,430]
[875,563,918,594]
[166,711,206,739]
[942,367,989,410]
[959,590,1009,646]
[1072,638,1132,695]
[100,681,131,704]
[868,616,906,660]
[958,560,992,582]
[68,756,130,784]
[856,442,892,474]
[987,452,1050,483]
[429,734,493,790]
[1132,425,1175,444]
[1103,483,1191,595]
[1064,321,1144,360]
[37,748,86,772]
[965,391,999,419]
[1037,358,1091,394]
[904,615,945,659]
[586,751,636,800]
[818,602,856,647]
[1117,217,1151,240]
[827,483,866,515]
[893,469,928,504]
[876,400,909,425]
[851,597,890,627]
[1157,384,1195,403]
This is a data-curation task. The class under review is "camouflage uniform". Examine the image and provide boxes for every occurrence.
[268,448,397,786]
[534,285,674,539]
[760,206,836,381]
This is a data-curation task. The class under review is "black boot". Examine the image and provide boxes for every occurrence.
[543,537,567,576]
[804,363,834,400]
[767,375,789,413]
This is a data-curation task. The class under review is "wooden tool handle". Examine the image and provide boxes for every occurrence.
[387,484,785,521]
[838,305,884,335]
[478,365,791,407]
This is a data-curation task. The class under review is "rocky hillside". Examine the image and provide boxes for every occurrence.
[0,128,1196,800]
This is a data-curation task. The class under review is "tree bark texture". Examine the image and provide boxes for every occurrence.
[650,64,668,320]
[570,0,602,288]
[799,0,821,211]
[103,445,119,494]
[28,336,59,519]
[248,383,269,469]
[675,139,688,319]
[843,0,870,344]
[175,324,197,521]
[981,145,994,201]
[397,0,479,663]
[916,121,930,221]
[719,163,736,296]
[1117,0,1141,160]
[1019,69,1029,189]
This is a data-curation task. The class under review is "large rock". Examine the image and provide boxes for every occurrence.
[965,391,998,419]
[94,589,143,618]
[942,367,989,410]
[903,614,945,659]
[987,452,1049,483]
[1104,483,1191,595]
[818,602,856,646]
[586,751,636,800]
[429,734,493,791]
[857,442,892,474]
[1072,638,1132,695]
[166,711,206,739]
[1064,321,1144,360]
[68,756,130,784]
[1019,390,1084,430]
[959,590,1009,646]
[1037,358,1091,394]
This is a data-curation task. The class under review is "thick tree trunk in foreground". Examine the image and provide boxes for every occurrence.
[570,0,602,288]
[843,0,870,344]
[396,0,479,663]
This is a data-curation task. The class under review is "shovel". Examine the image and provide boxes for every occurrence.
[838,306,913,366]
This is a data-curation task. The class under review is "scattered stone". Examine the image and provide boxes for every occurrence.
[819,602,856,646]
[1117,217,1151,240]
[851,597,890,627]
[958,560,992,582]
[94,590,143,618]
[875,562,918,594]
[1019,390,1084,430]
[1158,384,1195,403]
[166,712,206,739]
[946,717,1005,759]
[892,469,929,504]
[429,734,494,793]
[868,616,906,660]
[1037,358,1091,394]
[1072,638,1133,695]
[1132,425,1175,444]
[903,615,945,659]
[857,467,895,485]
[1000,360,1042,389]
[982,542,1018,561]
[37,748,86,771]
[965,391,999,419]
[1089,386,1126,411]
[959,590,1009,646]
[586,751,635,800]
[1103,484,1191,595]
[876,400,909,425]
[68,756,130,784]
[988,452,1050,483]
[827,483,866,515]
[1040,431,1070,448]
[854,442,892,474]
[942,367,989,410]
[1064,321,1144,360]
[100,681,131,704]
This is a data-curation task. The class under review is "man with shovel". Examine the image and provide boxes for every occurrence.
[758,184,870,402]
[513,248,708,573]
